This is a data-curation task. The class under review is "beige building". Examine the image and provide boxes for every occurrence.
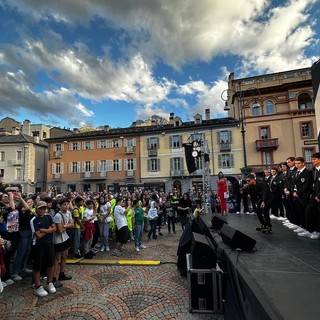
[45,111,242,194]
[226,67,317,172]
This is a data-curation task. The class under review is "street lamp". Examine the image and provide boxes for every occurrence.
[221,86,261,168]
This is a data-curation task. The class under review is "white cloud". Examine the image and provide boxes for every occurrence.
[0,69,94,127]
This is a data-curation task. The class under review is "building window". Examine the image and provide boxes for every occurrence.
[298,93,313,110]
[260,126,270,140]
[0,169,4,177]
[171,135,182,149]
[84,141,93,150]
[304,148,315,163]
[195,157,203,170]
[100,141,107,149]
[252,103,261,116]
[17,151,22,161]
[126,138,136,147]
[113,160,120,171]
[148,137,159,149]
[218,130,232,143]
[71,142,80,150]
[265,100,275,114]
[301,122,313,138]
[55,144,62,151]
[127,159,134,170]
[99,160,107,172]
[0,151,5,162]
[171,157,184,171]
[72,162,79,173]
[148,158,160,172]
[83,161,92,172]
[56,163,62,174]
[218,154,234,168]
[16,168,22,180]
[262,151,273,167]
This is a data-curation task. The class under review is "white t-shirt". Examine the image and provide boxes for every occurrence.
[84,208,95,224]
[113,205,127,230]
[53,211,72,244]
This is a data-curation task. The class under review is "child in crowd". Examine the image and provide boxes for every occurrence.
[132,199,146,252]
[163,199,176,234]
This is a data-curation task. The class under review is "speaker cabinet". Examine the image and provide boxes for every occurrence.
[220,224,256,251]
[211,215,228,231]
[184,143,197,174]
[191,232,217,269]
[177,223,193,276]
[192,217,212,240]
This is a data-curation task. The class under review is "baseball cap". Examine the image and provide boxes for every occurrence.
[36,201,47,209]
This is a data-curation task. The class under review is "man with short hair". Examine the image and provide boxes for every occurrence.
[31,201,57,297]
[298,153,320,239]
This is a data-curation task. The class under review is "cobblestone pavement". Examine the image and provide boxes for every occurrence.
[0,226,224,320]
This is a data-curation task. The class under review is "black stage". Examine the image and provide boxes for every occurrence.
[201,213,320,320]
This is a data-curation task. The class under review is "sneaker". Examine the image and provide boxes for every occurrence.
[34,286,48,297]
[250,212,256,215]
[0,281,3,293]
[236,211,240,215]
[84,253,93,259]
[288,224,299,230]
[4,279,14,286]
[58,273,72,281]
[256,225,265,231]
[310,232,320,240]
[47,282,56,294]
[100,246,105,252]
[245,212,250,215]
[53,280,63,288]
[277,217,287,221]
[135,246,140,252]
[262,226,272,234]
[11,274,22,281]
[105,246,110,252]
[89,250,96,256]
[270,214,277,219]
[297,231,312,238]
[1,281,7,289]
[23,268,33,273]
[139,244,147,249]
[294,227,305,233]
[73,253,82,259]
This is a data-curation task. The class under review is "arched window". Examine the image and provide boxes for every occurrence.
[252,101,261,116]
[265,100,275,114]
[298,93,313,110]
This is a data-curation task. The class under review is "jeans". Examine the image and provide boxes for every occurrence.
[98,221,109,247]
[73,228,81,254]
[167,216,176,233]
[12,229,32,275]
[134,223,144,247]
[147,220,157,239]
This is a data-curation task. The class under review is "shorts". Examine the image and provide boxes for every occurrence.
[116,226,129,244]
[54,238,71,254]
[32,243,55,271]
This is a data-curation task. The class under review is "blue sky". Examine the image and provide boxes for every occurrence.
[0,0,319,130]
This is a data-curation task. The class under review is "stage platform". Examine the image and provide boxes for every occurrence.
[201,213,320,320]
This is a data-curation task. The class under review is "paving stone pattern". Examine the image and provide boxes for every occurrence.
[0,226,224,320]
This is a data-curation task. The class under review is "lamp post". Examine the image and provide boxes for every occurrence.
[221,85,261,169]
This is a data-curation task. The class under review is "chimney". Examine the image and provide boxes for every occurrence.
[22,119,31,136]
[73,128,80,134]
[103,125,110,131]
[12,126,20,135]
[205,109,210,120]
[169,112,174,120]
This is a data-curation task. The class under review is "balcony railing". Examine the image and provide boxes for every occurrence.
[170,170,187,177]
[255,138,279,151]
[126,146,134,154]
[219,142,231,152]
[148,148,158,157]
[7,159,22,166]
[81,172,107,179]
[53,151,62,159]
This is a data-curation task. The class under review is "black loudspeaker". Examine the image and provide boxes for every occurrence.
[220,224,256,251]
[191,232,217,269]
[211,215,228,231]
[177,222,193,276]
[191,217,212,240]
[184,143,197,174]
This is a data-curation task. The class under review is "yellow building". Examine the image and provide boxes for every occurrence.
[227,67,316,172]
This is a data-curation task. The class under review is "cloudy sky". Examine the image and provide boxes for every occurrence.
[0,0,319,130]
